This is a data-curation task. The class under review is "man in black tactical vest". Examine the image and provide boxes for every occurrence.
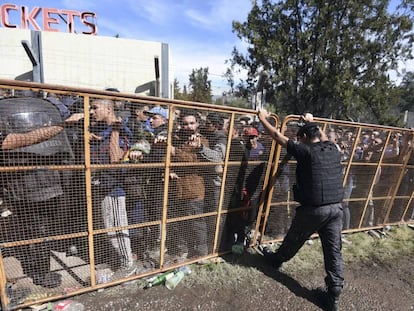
[257,110,344,311]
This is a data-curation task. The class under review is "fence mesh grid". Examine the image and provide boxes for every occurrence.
[0,81,412,310]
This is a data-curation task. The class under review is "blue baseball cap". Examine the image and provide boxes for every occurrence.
[144,106,169,119]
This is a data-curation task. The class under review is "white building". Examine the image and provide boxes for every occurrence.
[0,28,173,98]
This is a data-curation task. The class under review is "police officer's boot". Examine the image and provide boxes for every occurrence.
[326,286,341,311]
[326,294,339,311]
[260,246,282,270]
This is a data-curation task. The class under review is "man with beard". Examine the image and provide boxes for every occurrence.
[167,109,210,262]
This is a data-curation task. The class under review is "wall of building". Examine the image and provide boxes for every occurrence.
[0,28,173,98]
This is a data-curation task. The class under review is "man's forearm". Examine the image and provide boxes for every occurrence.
[257,110,288,146]
[1,125,64,150]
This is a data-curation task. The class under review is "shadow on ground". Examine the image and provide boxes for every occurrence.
[222,251,329,310]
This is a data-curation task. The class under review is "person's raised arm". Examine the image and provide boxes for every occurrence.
[257,109,289,147]
[300,112,328,142]
[1,112,84,151]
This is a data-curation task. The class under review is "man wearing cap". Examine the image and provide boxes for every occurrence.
[145,106,169,138]
[257,109,344,311]
[243,126,264,161]
[141,106,169,256]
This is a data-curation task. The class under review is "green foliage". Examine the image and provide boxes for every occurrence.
[188,67,213,104]
[174,69,213,103]
[216,95,252,109]
[181,225,414,288]
[229,0,414,124]
[173,78,190,101]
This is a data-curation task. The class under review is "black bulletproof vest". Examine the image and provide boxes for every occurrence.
[296,141,343,206]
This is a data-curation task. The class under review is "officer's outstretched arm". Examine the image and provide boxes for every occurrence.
[257,109,288,147]
[2,126,64,150]
[1,113,84,151]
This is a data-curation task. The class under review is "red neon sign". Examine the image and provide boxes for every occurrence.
[0,3,97,35]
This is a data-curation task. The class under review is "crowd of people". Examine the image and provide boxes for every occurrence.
[0,89,272,287]
[0,87,411,311]
[266,121,412,236]
[324,126,410,229]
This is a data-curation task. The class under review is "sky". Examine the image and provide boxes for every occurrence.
[6,0,253,95]
[4,0,413,95]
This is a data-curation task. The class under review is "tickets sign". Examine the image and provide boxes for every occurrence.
[0,3,97,34]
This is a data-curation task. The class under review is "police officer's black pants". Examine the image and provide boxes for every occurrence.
[10,200,56,280]
[273,202,344,292]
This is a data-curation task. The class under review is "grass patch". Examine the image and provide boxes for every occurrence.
[136,224,414,289]
[186,224,414,286]
[343,225,414,263]
[277,224,414,271]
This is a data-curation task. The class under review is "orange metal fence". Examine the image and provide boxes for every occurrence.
[0,80,412,310]
[258,116,414,245]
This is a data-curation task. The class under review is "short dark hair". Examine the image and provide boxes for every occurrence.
[297,122,321,139]
[179,108,200,123]
[206,112,223,127]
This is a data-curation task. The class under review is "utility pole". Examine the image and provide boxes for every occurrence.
[154,56,160,97]
[253,71,267,110]
[21,31,44,83]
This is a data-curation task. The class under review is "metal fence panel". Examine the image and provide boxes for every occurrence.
[0,80,412,310]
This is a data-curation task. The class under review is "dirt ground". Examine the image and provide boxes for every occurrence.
[74,250,414,311]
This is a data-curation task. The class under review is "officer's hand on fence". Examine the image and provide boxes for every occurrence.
[257,108,270,121]
[299,113,314,123]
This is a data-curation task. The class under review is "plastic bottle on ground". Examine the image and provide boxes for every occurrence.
[165,271,185,290]
[177,265,191,275]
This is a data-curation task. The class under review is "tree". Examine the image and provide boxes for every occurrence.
[173,78,189,101]
[215,94,251,108]
[229,0,414,124]
[188,67,213,103]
